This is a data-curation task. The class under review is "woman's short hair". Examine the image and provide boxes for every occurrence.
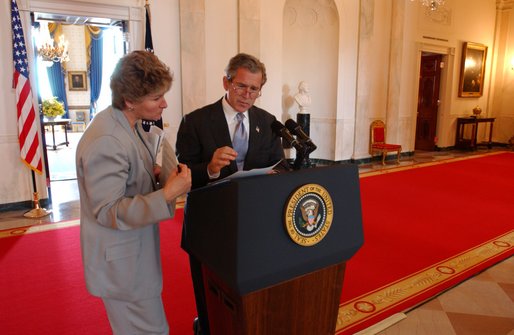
[225,53,267,87]
[110,50,173,110]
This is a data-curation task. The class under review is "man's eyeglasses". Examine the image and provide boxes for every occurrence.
[231,82,262,98]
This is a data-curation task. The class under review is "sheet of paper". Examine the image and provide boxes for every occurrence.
[148,125,164,158]
[228,160,282,179]
[159,135,177,186]
[209,159,283,186]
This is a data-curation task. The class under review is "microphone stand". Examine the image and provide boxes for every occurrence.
[292,149,305,171]
[292,145,314,170]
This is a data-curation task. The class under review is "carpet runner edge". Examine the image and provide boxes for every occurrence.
[0,201,185,238]
[359,151,511,178]
[335,229,514,333]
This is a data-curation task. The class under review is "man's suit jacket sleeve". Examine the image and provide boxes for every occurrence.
[176,100,286,189]
[176,113,212,188]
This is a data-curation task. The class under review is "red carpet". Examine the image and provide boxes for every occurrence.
[336,152,514,334]
[0,211,196,335]
[0,152,513,334]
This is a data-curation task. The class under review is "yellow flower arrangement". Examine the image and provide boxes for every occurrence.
[42,97,65,118]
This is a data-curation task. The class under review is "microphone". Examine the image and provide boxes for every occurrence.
[271,120,305,152]
[285,119,317,153]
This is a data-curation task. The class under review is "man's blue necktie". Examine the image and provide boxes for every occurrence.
[233,113,248,170]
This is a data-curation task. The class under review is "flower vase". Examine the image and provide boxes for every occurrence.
[472,106,482,117]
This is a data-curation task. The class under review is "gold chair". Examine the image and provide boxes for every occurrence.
[369,120,402,165]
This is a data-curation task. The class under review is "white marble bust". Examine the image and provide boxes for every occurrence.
[294,81,311,114]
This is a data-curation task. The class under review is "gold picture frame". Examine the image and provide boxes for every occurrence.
[458,42,487,98]
[68,71,87,91]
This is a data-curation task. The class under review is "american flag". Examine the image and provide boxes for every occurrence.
[11,0,43,174]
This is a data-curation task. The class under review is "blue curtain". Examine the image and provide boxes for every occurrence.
[32,22,42,108]
[46,62,69,118]
[88,28,104,120]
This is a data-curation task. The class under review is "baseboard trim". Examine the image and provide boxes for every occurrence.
[0,198,50,213]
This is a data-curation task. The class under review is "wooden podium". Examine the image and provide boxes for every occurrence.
[182,165,364,335]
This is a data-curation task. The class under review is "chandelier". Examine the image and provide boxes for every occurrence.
[36,24,70,67]
[411,0,445,11]
[38,35,69,66]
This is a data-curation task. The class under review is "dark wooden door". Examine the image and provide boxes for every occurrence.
[415,54,442,151]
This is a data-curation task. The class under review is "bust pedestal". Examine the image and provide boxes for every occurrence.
[297,113,314,168]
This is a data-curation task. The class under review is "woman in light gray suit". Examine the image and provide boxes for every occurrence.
[76,51,191,335]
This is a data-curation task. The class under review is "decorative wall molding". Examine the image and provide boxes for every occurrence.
[26,0,143,20]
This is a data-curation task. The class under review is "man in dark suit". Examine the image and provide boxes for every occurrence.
[176,53,285,334]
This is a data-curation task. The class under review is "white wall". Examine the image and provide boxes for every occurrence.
[64,25,90,107]
[149,0,182,146]
[491,0,514,143]
[0,0,510,207]
[354,0,393,159]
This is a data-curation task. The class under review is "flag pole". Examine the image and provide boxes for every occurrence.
[23,169,52,218]
[24,127,52,218]
[142,0,163,131]
[11,0,51,218]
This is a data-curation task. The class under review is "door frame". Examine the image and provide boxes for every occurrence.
[17,0,145,202]
[411,43,457,151]
[415,53,443,151]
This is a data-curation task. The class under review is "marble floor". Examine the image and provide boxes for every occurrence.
[0,145,512,335]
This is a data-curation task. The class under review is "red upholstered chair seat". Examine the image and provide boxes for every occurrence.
[371,143,402,150]
[369,120,402,165]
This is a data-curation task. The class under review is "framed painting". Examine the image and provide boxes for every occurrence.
[68,71,88,91]
[458,42,487,97]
